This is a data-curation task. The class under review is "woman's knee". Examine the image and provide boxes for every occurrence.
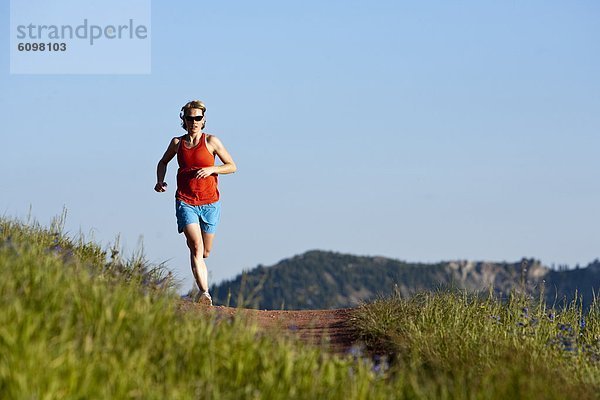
[203,248,211,258]
[186,239,203,255]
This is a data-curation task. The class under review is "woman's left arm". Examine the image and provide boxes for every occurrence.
[195,135,237,178]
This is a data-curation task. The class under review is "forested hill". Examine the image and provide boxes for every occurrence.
[210,250,600,310]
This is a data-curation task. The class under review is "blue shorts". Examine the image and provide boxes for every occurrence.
[175,200,221,234]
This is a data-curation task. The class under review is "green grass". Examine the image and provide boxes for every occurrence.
[0,216,386,399]
[351,288,600,399]
[2,214,599,399]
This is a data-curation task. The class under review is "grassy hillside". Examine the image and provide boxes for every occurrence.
[0,217,386,399]
[211,250,600,310]
[2,215,599,399]
[352,289,600,399]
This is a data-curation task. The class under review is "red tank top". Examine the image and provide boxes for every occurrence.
[176,133,220,205]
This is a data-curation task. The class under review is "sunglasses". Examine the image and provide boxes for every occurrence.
[184,115,204,122]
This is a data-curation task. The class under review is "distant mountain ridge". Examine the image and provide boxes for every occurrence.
[210,250,600,310]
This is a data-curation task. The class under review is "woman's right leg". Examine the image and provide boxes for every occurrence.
[183,223,209,292]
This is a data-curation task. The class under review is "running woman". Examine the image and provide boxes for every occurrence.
[154,100,237,305]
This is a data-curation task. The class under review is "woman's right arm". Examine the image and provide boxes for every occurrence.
[154,137,180,192]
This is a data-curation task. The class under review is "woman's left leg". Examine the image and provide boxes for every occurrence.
[201,231,215,258]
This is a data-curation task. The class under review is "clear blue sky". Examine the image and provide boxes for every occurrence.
[2,1,599,292]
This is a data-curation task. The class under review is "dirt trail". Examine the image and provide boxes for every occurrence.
[179,302,359,354]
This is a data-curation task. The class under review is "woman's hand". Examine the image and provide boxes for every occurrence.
[154,182,168,192]
[194,167,217,179]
